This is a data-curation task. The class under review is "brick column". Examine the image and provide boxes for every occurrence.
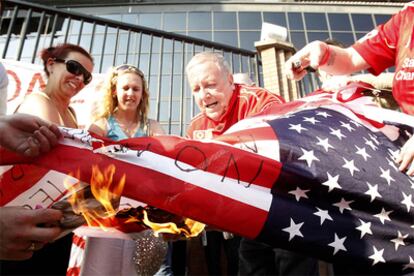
[255,39,299,101]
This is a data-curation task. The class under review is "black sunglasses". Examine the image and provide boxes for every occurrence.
[54,58,92,85]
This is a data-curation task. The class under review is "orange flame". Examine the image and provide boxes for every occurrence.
[66,165,205,237]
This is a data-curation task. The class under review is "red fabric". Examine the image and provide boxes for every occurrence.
[352,2,414,115]
[186,84,285,139]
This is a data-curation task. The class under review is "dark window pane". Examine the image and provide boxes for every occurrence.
[304,13,327,30]
[352,14,374,32]
[239,31,260,51]
[290,31,306,49]
[214,31,238,47]
[214,12,237,30]
[328,13,351,31]
[164,12,186,31]
[139,13,161,29]
[188,12,211,30]
[307,31,330,43]
[263,12,287,27]
[288,12,303,30]
[355,32,367,40]
[239,12,262,30]
[187,31,212,41]
[331,32,355,47]
[374,14,391,26]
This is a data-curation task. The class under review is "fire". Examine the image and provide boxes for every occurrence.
[65,165,205,238]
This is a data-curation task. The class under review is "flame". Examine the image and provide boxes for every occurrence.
[142,211,205,238]
[66,164,205,237]
[65,165,125,231]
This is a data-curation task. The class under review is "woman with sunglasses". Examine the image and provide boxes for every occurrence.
[16,43,93,128]
[1,43,94,276]
[82,64,166,275]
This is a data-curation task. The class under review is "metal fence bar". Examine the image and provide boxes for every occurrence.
[168,39,175,134]
[76,19,84,46]
[63,17,71,43]
[2,6,18,59]
[99,24,108,72]
[155,36,164,121]
[48,14,58,47]
[112,27,120,66]
[31,11,45,63]
[16,8,32,60]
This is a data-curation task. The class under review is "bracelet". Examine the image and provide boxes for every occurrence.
[319,43,331,66]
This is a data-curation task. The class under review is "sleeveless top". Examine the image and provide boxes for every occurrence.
[106,115,147,140]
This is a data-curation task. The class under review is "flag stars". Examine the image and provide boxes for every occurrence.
[365,182,382,202]
[386,157,399,172]
[314,207,333,225]
[391,231,408,251]
[401,192,414,212]
[369,246,386,266]
[355,146,371,161]
[368,133,380,145]
[380,167,395,185]
[289,123,308,134]
[388,148,400,160]
[342,158,360,176]
[328,234,347,255]
[329,128,346,140]
[298,148,320,167]
[333,198,354,214]
[356,219,372,239]
[322,172,341,192]
[303,116,320,125]
[316,111,331,118]
[316,137,334,152]
[289,187,310,202]
[340,121,355,132]
[364,137,378,151]
[374,208,393,224]
[403,256,414,271]
[282,218,304,241]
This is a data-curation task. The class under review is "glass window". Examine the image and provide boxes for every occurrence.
[82,22,94,34]
[214,31,238,48]
[331,32,355,47]
[307,31,330,43]
[173,52,183,74]
[304,13,327,30]
[263,12,287,27]
[161,53,172,75]
[139,13,161,29]
[214,12,237,30]
[239,31,260,51]
[100,14,122,21]
[91,34,103,54]
[374,14,391,26]
[161,75,171,98]
[173,75,183,98]
[239,12,262,30]
[355,32,367,40]
[164,12,186,31]
[187,31,212,41]
[150,53,160,75]
[352,14,374,32]
[328,13,351,31]
[188,12,211,30]
[288,12,303,30]
[290,31,306,49]
[122,14,138,24]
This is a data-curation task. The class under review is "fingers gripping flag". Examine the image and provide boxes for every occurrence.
[0,87,413,274]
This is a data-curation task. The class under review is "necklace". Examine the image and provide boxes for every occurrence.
[114,115,140,138]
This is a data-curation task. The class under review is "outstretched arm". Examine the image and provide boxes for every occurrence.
[284,40,370,81]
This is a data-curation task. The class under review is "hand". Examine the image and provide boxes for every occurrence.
[285,40,329,81]
[396,135,414,176]
[0,207,63,260]
[0,114,61,157]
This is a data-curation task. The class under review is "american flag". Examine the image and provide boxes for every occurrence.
[0,87,413,274]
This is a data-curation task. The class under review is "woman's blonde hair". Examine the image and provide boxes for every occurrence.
[94,65,149,125]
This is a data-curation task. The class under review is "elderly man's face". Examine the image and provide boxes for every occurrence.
[187,62,234,121]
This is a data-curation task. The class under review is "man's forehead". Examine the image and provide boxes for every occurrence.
[189,62,223,81]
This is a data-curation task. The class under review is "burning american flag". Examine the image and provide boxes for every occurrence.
[0,83,413,274]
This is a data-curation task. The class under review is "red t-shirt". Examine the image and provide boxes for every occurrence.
[186,84,285,139]
[353,1,414,114]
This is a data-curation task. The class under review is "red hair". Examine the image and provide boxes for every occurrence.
[40,43,93,76]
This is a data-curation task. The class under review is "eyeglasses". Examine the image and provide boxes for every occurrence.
[54,58,92,85]
[115,64,145,78]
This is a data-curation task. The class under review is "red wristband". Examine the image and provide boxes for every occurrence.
[319,43,331,66]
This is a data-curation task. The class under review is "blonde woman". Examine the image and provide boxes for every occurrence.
[83,64,167,276]
[89,64,164,139]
